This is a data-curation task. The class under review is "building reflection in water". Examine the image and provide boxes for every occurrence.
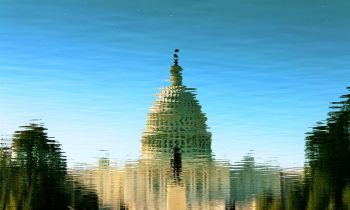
[74,50,285,210]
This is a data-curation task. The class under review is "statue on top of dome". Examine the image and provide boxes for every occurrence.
[174,49,179,66]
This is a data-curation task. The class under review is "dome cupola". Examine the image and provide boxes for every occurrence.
[141,49,211,156]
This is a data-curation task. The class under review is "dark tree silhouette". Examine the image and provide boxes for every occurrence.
[304,87,350,209]
[8,122,69,210]
[0,122,99,210]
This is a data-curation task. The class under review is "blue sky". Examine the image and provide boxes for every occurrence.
[0,0,349,167]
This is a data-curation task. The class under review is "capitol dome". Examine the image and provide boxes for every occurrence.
[141,50,212,155]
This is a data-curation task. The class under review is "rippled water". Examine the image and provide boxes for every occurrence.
[1,0,350,209]
[1,68,350,209]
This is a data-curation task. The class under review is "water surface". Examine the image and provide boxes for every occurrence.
[0,0,349,209]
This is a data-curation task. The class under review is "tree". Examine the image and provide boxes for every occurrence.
[8,122,69,210]
[304,87,350,210]
[0,122,99,210]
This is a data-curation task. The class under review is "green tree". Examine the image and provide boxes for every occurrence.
[304,87,350,210]
[0,122,99,210]
[9,122,68,210]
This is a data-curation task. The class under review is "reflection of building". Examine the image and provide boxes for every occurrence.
[229,156,282,209]
[74,50,284,210]
[141,50,211,156]
[76,155,230,210]
[76,155,283,210]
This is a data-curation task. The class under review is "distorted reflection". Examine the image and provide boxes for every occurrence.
[72,50,283,210]
[72,52,349,209]
[141,49,211,155]
[0,122,99,210]
[1,50,349,210]
[302,87,350,210]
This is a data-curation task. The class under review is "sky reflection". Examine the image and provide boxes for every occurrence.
[0,0,349,167]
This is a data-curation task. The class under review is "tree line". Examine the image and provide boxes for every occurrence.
[0,122,98,210]
[254,87,350,210]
